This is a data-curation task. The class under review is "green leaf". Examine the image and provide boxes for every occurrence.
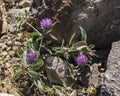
[43,47,52,54]
[76,45,87,51]
[36,36,43,41]
[85,64,92,71]
[30,32,42,37]
[69,33,76,46]
[12,64,20,68]
[14,70,23,80]
[49,34,58,40]
[5,0,13,3]
[29,59,44,71]
[37,79,45,91]
[29,71,39,79]
[88,44,95,49]
[79,26,87,41]
[72,41,87,48]
[54,85,66,94]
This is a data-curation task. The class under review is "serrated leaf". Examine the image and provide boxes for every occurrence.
[79,26,87,41]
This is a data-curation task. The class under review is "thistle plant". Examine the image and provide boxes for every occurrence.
[75,54,88,66]
[14,16,95,95]
[40,18,52,29]
[27,51,38,63]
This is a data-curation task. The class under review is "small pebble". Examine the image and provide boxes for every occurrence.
[14,42,21,46]
[1,35,10,40]
[6,41,12,45]
[2,51,8,56]
[6,47,12,51]
[13,46,19,51]
[0,61,4,65]
[100,72,104,78]
[100,68,105,72]
[98,63,102,67]
[1,44,7,50]
[8,51,15,57]
[0,93,14,96]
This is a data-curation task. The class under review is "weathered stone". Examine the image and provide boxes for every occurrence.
[80,63,101,88]
[14,41,21,46]
[30,0,120,48]
[71,0,120,48]
[12,46,19,51]
[2,51,8,56]
[8,51,15,57]
[6,47,12,51]
[1,35,10,40]
[0,93,14,96]
[100,40,120,96]
[89,63,101,88]
[0,43,7,50]
[45,56,70,85]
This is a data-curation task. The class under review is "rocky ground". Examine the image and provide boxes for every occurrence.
[0,0,30,95]
[0,0,120,96]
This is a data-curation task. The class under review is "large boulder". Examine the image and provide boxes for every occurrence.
[100,40,120,96]
[29,0,120,48]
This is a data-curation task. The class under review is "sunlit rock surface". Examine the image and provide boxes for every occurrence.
[100,40,120,96]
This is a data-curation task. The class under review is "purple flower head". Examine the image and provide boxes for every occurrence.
[27,51,38,63]
[40,18,52,29]
[75,54,88,66]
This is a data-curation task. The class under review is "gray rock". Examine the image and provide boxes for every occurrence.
[45,56,70,85]
[100,40,120,96]
[89,63,101,88]
[71,0,120,48]
[29,0,120,48]
[0,43,7,50]
[7,7,29,32]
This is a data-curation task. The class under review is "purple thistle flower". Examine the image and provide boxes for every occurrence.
[27,51,38,63]
[75,54,88,66]
[40,18,52,29]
